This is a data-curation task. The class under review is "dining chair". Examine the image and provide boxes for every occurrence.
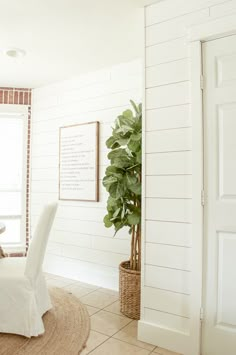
[0,202,58,337]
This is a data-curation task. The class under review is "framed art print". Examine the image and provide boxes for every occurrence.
[59,121,99,201]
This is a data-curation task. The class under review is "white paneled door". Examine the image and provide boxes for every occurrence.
[202,35,236,355]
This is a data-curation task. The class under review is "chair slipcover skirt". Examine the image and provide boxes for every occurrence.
[0,257,52,337]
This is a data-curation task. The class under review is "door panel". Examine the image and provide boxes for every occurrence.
[218,104,236,198]
[217,232,236,327]
[216,53,236,87]
[203,35,236,355]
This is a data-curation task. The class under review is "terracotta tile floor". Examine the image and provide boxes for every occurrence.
[45,273,181,355]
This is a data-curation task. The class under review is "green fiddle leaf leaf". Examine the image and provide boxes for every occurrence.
[121,204,126,219]
[105,166,122,176]
[113,208,121,218]
[123,109,133,120]
[102,175,117,189]
[127,213,140,225]
[113,157,131,169]
[103,214,113,228]
[130,100,139,114]
[117,138,129,146]
[114,220,126,234]
[108,148,126,160]
[109,181,126,199]
[129,182,141,195]
[116,125,134,135]
[128,139,140,152]
[130,132,142,141]
[136,150,142,164]
[106,136,119,149]
[126,173,137,184]
[107,197,118,212]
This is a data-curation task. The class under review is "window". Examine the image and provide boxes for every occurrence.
[0,106,28,251]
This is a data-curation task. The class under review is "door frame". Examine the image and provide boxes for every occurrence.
[188,13,236,355]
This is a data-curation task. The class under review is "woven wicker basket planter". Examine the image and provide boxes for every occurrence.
[119,260,141,320]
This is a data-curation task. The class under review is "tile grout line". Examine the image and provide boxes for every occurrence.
[47,275,165,354]
[47,274,179,355]
[82,290,144,354]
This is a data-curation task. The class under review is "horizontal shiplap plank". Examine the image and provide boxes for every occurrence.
[146,9,209,46]
[210,0,236,17]
[31,215,123,240]
[91,236,130,254]
[31,192,107,210]
[32,143,58,157]
[146,198,192,223]
[145,265,191,294]
[146,0,222,26]
[146,104,190,131]
[146,220,192,247]
[33,95,58,111]
[32,131,58,145]
[32,112,132,141]
[60,244,128,268]
[146,175,192,198]
[146,243,191,271]
[57,205,106,222]
[30,192,58,205]
[33,89,141,122]
[146,82,190,110]
[110,59,143,79]
[146,59,189,88]
[32,118,113,137]
[31,150,108,167]
[31,168,59,181]
[31,182,107,199]
[51,229,128,252]
[50,230,92,248]
[58,82,111,105]
[31,180,58,193]
[57,78,142,106]
[47,241,62,255]
[33,68,110,100]
[146,151,192,175]
[31,156,59,169]
[144,308,189,334]
[32,105,132,127]
[146,128,192,153]
[43,253,119,290]
[146,38,188,67]
[143,286,190,318]
[55,218,129,239]
[31,142,109,161]
[31,203,55,216]
[31,204,107,223]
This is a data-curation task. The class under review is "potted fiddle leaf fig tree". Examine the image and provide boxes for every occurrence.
[103,100,142,320]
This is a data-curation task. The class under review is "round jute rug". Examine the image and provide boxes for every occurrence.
[0,287,90,355]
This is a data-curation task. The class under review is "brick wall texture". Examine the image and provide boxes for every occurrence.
[0,88,31,105]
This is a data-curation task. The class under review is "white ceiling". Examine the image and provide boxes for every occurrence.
[0,0,158,89]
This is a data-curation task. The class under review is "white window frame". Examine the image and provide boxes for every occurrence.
[0,104,29,253]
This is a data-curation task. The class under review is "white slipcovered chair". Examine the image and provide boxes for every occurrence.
[0,202,58,337]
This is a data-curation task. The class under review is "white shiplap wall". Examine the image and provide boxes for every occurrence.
[139,1,236,354]
[31,60,142,289]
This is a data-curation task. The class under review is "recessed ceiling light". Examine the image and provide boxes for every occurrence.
[4,48,26,58]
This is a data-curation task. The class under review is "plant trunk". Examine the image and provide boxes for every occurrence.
[130,224,141,271]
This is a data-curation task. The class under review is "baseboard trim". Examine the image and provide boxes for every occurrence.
[43,252,119,290]
[138,320,190,355]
